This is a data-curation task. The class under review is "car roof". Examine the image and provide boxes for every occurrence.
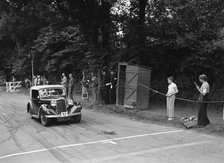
[31,85,64,90]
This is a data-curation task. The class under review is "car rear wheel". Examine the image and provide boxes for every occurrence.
[72,114,81,123]
[40,110,50,126]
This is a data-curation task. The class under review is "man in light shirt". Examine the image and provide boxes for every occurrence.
[166,76,178,120]
[61,73,68,97]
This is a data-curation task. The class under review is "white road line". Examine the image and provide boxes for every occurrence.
[90,141,209,162]
[101,140,117,145]
[0,130,183,159]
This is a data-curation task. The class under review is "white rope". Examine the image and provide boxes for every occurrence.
[138,83,224,104]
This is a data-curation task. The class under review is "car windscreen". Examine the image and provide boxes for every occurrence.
[39,88,65,99]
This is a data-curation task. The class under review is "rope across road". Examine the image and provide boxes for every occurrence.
[138,82,224,104]
[75,83,224,104]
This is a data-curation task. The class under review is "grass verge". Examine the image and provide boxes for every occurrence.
[81,98,224,137]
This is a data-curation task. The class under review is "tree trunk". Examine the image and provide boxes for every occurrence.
[137,0,148,64]
[138,0,147,46]
[94,1,112,105]
[96,69,103,105]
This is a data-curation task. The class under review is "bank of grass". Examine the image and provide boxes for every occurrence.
[80,98,224,137]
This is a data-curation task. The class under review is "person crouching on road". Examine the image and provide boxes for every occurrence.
[166,76,178,121]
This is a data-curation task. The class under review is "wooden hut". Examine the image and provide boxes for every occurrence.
[116,63,152,110]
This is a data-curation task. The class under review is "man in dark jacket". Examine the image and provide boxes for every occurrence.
[68,73,74,101]
[90,72,98,104]
[101,70,110,105]
[109,69,117,104]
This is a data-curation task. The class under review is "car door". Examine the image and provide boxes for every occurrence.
[31,90,41,115]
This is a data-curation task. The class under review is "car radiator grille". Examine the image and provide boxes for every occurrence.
[56,100,66,114]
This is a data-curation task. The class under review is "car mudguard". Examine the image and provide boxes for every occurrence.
[38,104,48,118]
[27,101,33,113]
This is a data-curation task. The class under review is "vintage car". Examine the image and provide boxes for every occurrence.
[27,85,82,126]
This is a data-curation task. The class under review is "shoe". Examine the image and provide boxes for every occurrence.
[198,123,210,128]
[168,117,174,121]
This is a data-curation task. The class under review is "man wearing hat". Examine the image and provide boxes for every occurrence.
[101,69,110,105]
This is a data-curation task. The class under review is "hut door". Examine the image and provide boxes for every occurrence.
[124,66,138,108]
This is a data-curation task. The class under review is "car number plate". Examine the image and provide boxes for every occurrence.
[58,117,70,122]
[61,112,68,117]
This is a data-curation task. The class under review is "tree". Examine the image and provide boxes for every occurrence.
[1,0,224,103]
[32,25,90,82]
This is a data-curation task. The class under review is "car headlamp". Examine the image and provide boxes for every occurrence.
[67,99,74,105]
[51,100,57,107]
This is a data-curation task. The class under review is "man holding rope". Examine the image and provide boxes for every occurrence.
[138,74,224,128]
[166,76,178,121]
[195,74,210,127]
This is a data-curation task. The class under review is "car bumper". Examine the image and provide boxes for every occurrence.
[45,112,81,118]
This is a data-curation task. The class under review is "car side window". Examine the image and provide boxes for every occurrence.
[32,90,39,99]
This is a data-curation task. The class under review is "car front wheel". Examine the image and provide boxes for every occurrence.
[29,106,33,119]
[40,110,50,126]
[72,114,81,123]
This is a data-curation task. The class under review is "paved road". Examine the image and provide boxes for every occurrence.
[0,92,224,163]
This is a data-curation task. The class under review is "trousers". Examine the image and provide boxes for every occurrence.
[198,94,210,126]
[68,87,74,100]
[167,95,175,118]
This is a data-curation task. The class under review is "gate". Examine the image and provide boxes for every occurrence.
[6,81,22,93]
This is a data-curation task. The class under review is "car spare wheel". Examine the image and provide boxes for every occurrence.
[40,110,50,126]
[72,114,81,123]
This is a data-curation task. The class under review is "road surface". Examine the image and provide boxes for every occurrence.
[0,91,224,163]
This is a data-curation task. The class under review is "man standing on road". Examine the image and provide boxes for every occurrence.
[102,70,109,105]
[68,73,74,101]
[81,71,89,100]
[166,76,178,121]
[90,72,98,104]
[109,69,117,104]
[61,73,68,97]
